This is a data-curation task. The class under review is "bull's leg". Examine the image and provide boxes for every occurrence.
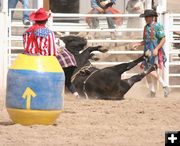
[128,64,157,86]
[79,46,102,61]
[126,55,145,70]
[111,55,145,75]
[84,46,108,54]
[78,46,107,66]
[123,65,157,93]
[77,46,102,66]
[84,46,102,54]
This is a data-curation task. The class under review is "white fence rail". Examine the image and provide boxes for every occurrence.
[6,9,180,88]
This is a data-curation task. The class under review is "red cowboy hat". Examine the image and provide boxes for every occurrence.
[29,8,51,21]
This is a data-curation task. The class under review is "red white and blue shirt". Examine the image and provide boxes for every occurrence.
[23,24,58,56]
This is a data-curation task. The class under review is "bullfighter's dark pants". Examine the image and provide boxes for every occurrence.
[63,66,77,94]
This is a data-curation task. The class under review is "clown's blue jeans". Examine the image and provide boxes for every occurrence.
[8,0,30,21]
[90,8,115,29]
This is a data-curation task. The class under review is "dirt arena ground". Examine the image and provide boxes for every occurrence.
[0,1,180,146]
[0,83,180,146]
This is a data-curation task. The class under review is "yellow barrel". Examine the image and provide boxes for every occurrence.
[6,54,65,125]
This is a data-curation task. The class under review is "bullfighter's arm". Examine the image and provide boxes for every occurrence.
[153,37,166,56]
[132,41,144,50]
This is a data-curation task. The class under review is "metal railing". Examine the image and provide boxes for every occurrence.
[164,13,180,88]
[6,9,180,88]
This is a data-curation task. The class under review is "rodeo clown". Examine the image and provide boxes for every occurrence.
[132,9,169,97]
[23,8,57,56]
[23,8,79,98]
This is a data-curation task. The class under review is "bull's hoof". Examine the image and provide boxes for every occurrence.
[98,46,108,53]
[143,64,157,75]
[91,56,99,61]
[90,53,100,61]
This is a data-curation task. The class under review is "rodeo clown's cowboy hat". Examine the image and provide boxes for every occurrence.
[140,9,158,17]
[29,8,51,21]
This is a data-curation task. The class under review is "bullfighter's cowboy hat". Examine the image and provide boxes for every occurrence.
[29,8,51,21]
[140,9,158,17]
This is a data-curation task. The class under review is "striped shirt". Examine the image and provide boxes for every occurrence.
[23,24,58,56]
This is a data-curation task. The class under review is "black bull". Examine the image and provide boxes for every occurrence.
[61,36,156,100]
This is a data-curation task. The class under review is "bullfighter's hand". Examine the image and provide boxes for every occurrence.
[132,43,140,50]
[153,48,158,56]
